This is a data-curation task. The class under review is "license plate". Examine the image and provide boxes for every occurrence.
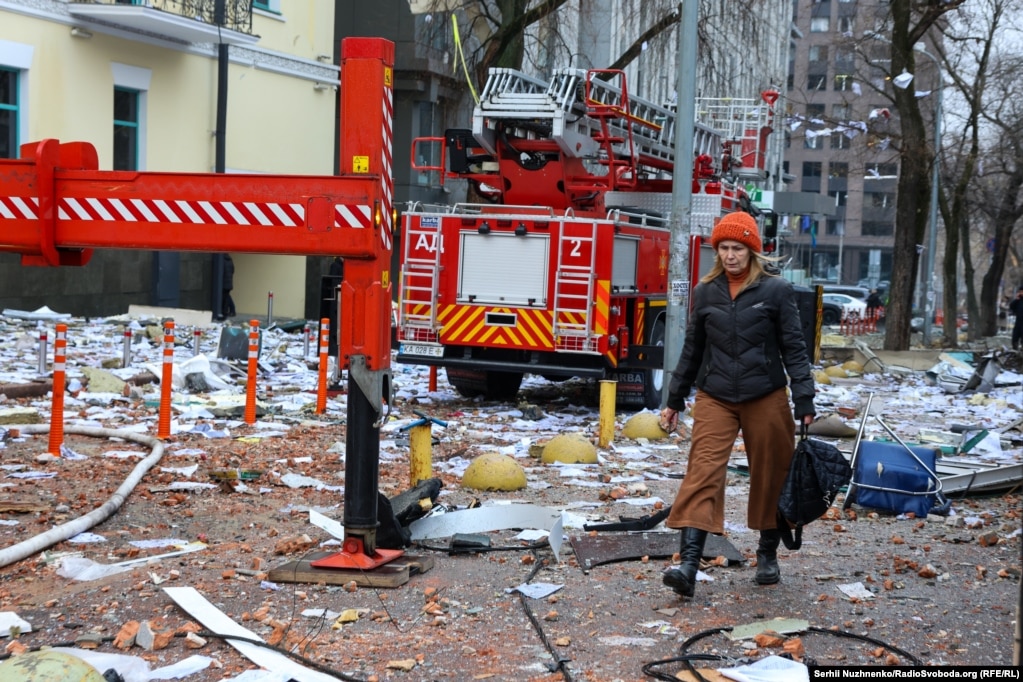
[400,343,444,358]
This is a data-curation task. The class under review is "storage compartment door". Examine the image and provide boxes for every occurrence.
[458,232,549,306]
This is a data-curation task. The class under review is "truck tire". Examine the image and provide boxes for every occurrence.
[641,318,666,410]
[445,368,524,401]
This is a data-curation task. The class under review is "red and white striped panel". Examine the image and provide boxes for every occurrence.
[0,197,373,229]
[58,197,307,226]
[0,196,39,220]
[380,79,394,250]
[4,195,373,229]
[334,204,374,229]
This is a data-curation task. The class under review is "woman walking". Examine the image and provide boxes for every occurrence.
[658,211,816,598]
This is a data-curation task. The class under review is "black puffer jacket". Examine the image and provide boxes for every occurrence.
[666,273,815,419]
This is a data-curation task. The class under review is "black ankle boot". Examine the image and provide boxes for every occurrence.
[662,528,708,598]
[755,529,782,585]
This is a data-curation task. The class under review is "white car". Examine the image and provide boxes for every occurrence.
[822,293,868,318]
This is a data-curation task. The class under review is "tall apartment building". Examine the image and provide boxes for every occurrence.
[1,0,339,318]
[782,0,936,288]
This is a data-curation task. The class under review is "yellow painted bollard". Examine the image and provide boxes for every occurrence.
[409,424,433,484]
[598,379,616,448]
[400,410,448,486]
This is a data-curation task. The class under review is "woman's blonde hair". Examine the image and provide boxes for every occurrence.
[700,247,780,291]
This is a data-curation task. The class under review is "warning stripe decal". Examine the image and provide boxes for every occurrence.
[437,305,555,350]
[0,196,39,220]
[594,280,609,335]
[0,196,372,229]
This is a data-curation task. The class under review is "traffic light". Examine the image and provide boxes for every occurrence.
[762,211,778,254]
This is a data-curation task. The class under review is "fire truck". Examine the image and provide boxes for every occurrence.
[398,67,777,408]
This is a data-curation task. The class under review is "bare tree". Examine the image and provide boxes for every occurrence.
[414,1,699,94]
[934,0,1023,341]
[868,0,966,351]
[971,53,1023,337]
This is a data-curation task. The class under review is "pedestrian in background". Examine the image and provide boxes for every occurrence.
[658,211,816,599]
[1010,286,1023,350]
[866,288,883,320]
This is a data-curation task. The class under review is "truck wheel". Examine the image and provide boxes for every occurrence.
[641,319,666,410]
[445,368,524,401]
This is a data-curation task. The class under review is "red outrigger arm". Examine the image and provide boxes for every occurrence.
[0,38,402,565]
[0,38,395,376]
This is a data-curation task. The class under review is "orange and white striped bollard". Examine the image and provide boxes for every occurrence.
[158,321,175,439]
[48,324,67,456]
[316,317,329,414]
[37,328,48,375]
[245,319,259,425]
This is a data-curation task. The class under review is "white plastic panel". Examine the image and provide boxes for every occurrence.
[458,232,549,306]
[612,236,638,292]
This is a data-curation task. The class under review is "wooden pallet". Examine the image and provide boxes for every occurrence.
[267,552,434,588]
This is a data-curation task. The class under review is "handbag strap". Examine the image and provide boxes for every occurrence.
[778,424,809,551]
[776,513,803,550]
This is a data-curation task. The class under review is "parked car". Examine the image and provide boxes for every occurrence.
[822,293,868,318]
[820,299,844,326]
[857,279,890,294]
[823,285,870,300]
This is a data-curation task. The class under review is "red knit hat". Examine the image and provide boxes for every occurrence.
[711,212,761,253]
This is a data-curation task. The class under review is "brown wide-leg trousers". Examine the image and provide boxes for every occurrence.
[665,387,796,534]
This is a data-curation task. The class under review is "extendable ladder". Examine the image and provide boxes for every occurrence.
[399,210,443,342]
[552,220,598,353]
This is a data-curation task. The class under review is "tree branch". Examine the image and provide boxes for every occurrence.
[605,5,682,72]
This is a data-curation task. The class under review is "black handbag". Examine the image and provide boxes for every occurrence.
[776,424,852,550]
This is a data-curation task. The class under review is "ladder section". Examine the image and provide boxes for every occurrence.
[552,220,598,353]
[695,94,777,177]
[583,73,727,173]
[473,69,565,156]
[399,214,443,343]
[478,68,551,110]
[472,66,729,178]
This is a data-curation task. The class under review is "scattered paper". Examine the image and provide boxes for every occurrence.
[163,587,342,682]
[58,556,133,581]
[838,581,875,600]
[720,654,809,682]
[0,611,32,637]
[509,582,563,599]
[309,509,345,540]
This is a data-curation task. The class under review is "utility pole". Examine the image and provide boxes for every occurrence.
[916,45,942,346]
[211,0,229,318]
[662,0,698,406]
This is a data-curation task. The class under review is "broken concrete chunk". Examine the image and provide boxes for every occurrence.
[80,367,127,394]
[75,632,105,649]
[113,620,139,649]
[184,631,207,649]
[0,407,41,425]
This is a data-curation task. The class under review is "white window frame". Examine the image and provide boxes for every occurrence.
[111,63,151,171]
[0,40,34,156]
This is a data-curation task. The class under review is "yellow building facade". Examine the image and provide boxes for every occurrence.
[1,0,339,318]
